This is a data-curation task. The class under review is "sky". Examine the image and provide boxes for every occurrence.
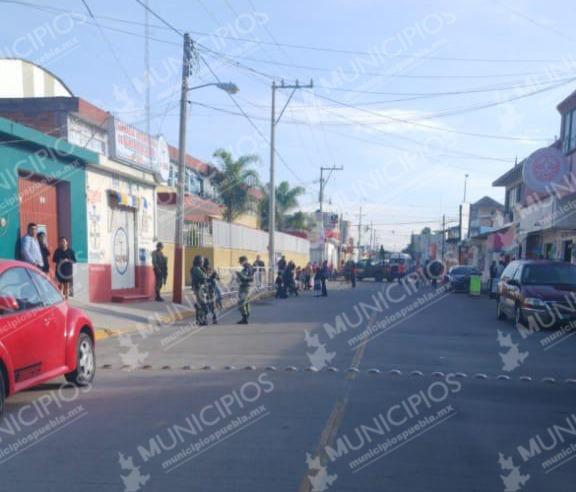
[2,0,576,250]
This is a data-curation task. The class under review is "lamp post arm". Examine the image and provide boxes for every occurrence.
[188,82,218,92]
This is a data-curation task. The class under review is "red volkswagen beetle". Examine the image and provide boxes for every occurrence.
[0,260,95,417]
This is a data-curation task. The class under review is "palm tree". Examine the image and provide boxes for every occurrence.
[259,180,305,230]
[212,149,260,223]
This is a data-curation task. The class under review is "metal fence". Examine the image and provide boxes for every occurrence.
[212,219,309,254]
[214,266,270,297]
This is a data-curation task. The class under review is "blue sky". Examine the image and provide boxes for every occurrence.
[2,0,576,249]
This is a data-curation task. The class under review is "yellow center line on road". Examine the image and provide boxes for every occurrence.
[296,311,374,492]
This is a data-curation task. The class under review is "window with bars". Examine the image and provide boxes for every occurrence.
[184,222,213,247]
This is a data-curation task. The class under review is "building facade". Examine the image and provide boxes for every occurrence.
[0,116,97,288]
[0,58,309,300]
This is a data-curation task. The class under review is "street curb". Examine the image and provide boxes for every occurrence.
[93,289,274,342]
[94,328,122,341]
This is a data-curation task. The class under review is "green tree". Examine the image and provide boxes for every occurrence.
[212,149,260,223]
[259,180,305,230]
[284,211,310,231]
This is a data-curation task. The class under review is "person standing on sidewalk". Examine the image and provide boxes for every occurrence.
[236,256,254,324]
[191,255,208,326]
[253,255,265,289]
[350,262,357,288]
[21,223,43,269]
[320,260,329,297]
[428,259,444,289]
[313,267,322,297]
[53,237,76,299]
[277,255,287,274]
[151,242,168,302]
[37,231,51,275]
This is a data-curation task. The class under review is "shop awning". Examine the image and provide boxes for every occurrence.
[108,190,148,209]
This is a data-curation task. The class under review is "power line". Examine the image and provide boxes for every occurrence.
[182,100,521,169]
[4,0,574,63]
[312,77,576,104]
[314,102,512,163]
[133,0,182,36]
[79,0,140,95]
[199,50,567,80]
[129,0,305,185]
[187,98,549,144]
[491,0,576,43]
[414,76,576,121]
[313,74,576,136]
[314,92,557,142]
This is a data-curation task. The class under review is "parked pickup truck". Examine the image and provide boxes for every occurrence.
[355,259,389,282]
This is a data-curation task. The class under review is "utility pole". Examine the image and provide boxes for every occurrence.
[357,206,363,260]
[463,173,469,202]
[318,165,343,263]
[268,79,313,283]
[441,214,446,263]
[173,33,193,304]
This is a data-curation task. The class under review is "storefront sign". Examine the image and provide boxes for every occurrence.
[522,147,569,195]
[108,117,170,183]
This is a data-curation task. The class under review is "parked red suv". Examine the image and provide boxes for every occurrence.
[496,260,576,330]
[0,260,95,417]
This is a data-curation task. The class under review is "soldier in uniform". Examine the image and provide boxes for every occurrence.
[236,256,254,324]
[191,255,208,325]
[151,242,168,302]
[203,257,219,325]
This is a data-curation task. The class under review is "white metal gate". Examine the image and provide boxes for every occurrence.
[110,206,136,289]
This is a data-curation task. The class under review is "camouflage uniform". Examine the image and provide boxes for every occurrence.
[205,270,220,323]
[236,263,254,323]
[191,266,208,325]
[151,249,167,301]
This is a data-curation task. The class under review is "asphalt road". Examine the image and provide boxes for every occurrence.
[2,281,575,492]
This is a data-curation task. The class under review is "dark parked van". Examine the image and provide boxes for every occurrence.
[496,260,576,330]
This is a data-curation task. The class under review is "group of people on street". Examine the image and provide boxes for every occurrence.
[151,244,255,325]
[489,255,511,280]
[21,222,77,299]
[275,256,329,298]
[152,248,335,327]
[190,254,223,326]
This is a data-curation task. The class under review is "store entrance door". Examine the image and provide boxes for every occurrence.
[18,175,59,274]
[110,206,136,289]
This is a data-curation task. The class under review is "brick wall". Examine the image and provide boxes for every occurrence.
[0,110,66,138]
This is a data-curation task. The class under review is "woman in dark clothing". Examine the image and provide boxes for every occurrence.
[320,260,329,297]
[37,231,51,274]
[275,272,284,298]
[52,237,76,299]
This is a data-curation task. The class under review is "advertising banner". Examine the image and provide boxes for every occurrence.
[108,117,170,183]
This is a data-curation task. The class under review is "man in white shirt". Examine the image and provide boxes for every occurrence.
[21,223,43,268]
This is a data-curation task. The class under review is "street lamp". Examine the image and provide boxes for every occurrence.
[172,36,239,304]
[188,82,239,94]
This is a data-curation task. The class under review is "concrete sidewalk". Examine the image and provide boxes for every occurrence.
[68,296,196,341]
[69,288,276,341]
